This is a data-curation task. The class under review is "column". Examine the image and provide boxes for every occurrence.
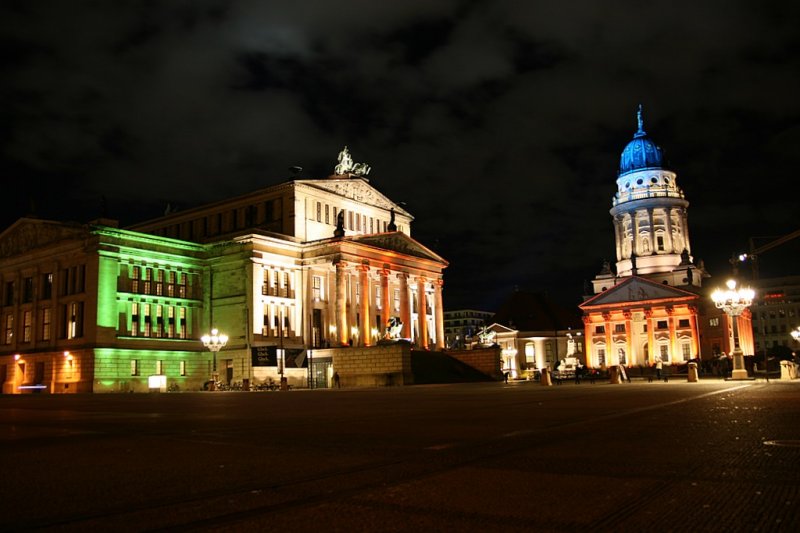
[646,208,654,254]
[614,217,623,261]
[335,260,348,346]
[632,210,640,256]
[418,276,429,349]
[667,306,677,362]
[688,305,700,358]
[582,316,593,367]
[380,268,390,336]
[664,207,674,253]
[358,264,370,346]
[603,312,612,366]
[398,273,411,340]
[623,310,632,366]
[645,309,655,365]
[434,278,445,350]
[681,208,692,254]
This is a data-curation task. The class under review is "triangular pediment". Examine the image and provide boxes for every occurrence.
[347,232,448,264]
[486,323,517,334]
[580,276,698,309]
[299,178,411,216]
[0,218,87,258]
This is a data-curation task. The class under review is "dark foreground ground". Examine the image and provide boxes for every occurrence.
[1,378,799,532]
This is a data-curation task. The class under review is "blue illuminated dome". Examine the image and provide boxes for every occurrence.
[619,105,663,176]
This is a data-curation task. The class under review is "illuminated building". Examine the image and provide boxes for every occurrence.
[748,276,800,357]
[0,149,448,393]
[443,309,493,349]
[580,107,754,370]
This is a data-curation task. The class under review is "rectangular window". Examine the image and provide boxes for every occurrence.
[597,348,606,366]
[23,277,33,303]
[5,281,14,306]
[67,302,83,339]
[660,345,669,361]
[312,276,322,301]
[179,307,186,339]
[375,284,382,309]
[682,343,691,361]
[180,360,186,376]
[709,317,719,327]
[595,325,605,334]
[614,324,625,333]
[316,201,321,222]
[178,273,187,298]
[167,306,175,338]
[348,211,354,230]
[678,319,690,328]
[657,235,665,251]
[282,271,289,298]
[143,304,152,337]
[370,218,374,233]
[131,302,139,337]
[156,269,164,296]
[41,308,51,341]
[131,266,141,293]
[22,310,32,342]
[156,360,163,375]
[394,289,400,312]
[5,314,13,344]
[42,273,53,300]
[657,320,668,330]
[325,205,330,224]
[131,359,139,376]
[168,271,176,297]
[143,268,152,294]
[155,305,163,338]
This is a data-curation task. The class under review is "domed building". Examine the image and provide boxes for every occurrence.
[580,107,754,373]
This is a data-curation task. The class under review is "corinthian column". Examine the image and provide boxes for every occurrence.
[380,268,390,335]
[434,278,445,350]
[359,264,370,346]
[335,260,348,346]
[398,272,411,340]
[418,276,428,349]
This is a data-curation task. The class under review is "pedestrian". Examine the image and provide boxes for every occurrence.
[655,356,663,381]
[503,372,509,383]
[333,371,341,388]
[575,363,582,384]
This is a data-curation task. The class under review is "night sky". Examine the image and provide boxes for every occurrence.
[2,1,799,311]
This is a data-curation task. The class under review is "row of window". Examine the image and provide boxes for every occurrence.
[130,303,188,339]
[595,318,692,334]
[3,266,86,306]
[752,307,798,320]
[3,303,84,344]
[314,201,400,234]
[151,199,283,241]
[130,267,188,298]
[131,359,187,376]
[594,342,692,365]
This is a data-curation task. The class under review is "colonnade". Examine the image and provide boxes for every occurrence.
[334,260,444,349]
[613,206,690,261]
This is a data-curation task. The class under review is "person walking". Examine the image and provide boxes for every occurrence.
[333,371,341,388]
[655,356,663,381]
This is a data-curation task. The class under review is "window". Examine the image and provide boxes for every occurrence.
[660,345,669,361]
[22,311,32,342]
[597,348,606,366]
[144,268,152,294]
[678,319,690,328]
[66,302,83,339]
[316,201,321,222]
[131,266,141,293]
[682,343,691,361]
[325,205,330,224]
[656,235,665,252]
[168,306,175,338]
[156,269,164,296]
[179,307,186,339]
[155,305,163,338]
[131,359,139,376]
[156,360,163,375]
[41,308,51,341]
[595,325,605,334]
[167,271,176,297]
[23,277,33,303]
[614,324,625,333]
[180,361,186,376]
[394,289,400,312]
[312,276,323,301]
[131,303,139,336]
[356,213,361,231]
[178,273,187,298]
[5,281,14,306]
[348,211,354,230]
[5,314,13,344]
[709,317,719,327]
[375,284,382,309]
[282,271,290,298]
[143,304,152,337]
[657,320,668,330]
[42,273,53,299]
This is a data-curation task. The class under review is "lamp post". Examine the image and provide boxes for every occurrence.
[711,279,754,380]
[791,327,800,344]
[201,328,228,390]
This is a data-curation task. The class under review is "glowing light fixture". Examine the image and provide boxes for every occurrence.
[201,328,228,390]
[711,279,754,380]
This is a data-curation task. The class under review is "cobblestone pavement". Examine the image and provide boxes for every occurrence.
[1,379,798,532]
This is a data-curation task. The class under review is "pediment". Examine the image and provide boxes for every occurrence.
[0,218,87,258]
[348,232,447,264]
[486,323,517,334]
[580,276,698,309]
[300,178,411,216]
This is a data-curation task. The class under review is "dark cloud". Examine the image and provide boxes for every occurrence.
[1,0,799,309]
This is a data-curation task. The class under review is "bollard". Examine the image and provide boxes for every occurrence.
[687,362,698,383]
[609,366,620,384]
[540,368,553,386]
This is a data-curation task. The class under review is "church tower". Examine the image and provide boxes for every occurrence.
[592,105,705,294]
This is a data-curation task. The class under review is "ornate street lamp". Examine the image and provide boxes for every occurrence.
[791,326,800,344]
[201,328,228,390]
[711,280,755,380]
